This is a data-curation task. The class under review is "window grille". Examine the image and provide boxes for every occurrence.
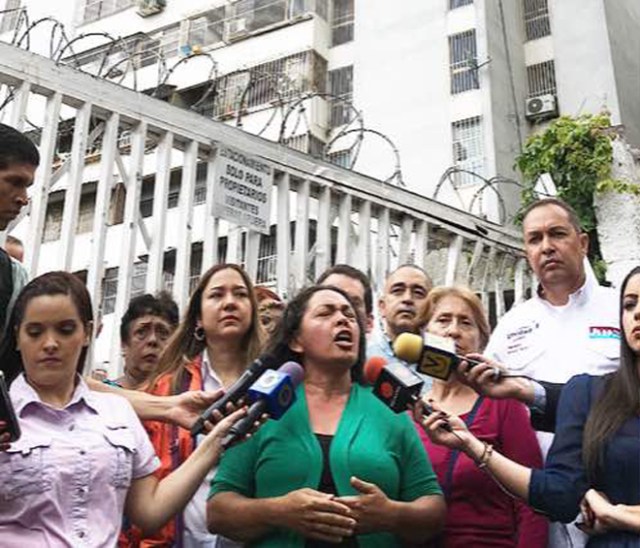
[187,7,225,49]
[0,0,21,33]
[449,29,478,94]
[328,65,353,127]
[130,261,148,298]
[101,267,119,315]
[331,0,354,46]
[327,149,351,168]
[451,116,484,187]
[449,0,473,9]
[81,0,135,24]
[523,0,550,41]
[210,51,326,118]
[526,60,556,97]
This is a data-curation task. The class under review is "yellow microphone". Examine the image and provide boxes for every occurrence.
[393,332,483,380]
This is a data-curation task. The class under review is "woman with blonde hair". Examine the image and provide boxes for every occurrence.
[128,263,264,547]
[414,286,547,547]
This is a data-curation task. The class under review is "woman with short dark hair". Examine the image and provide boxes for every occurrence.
[207,285,446,547]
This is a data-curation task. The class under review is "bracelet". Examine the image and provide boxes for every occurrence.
[475,442,494,469]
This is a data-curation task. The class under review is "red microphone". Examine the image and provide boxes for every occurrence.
[364,356,452,431]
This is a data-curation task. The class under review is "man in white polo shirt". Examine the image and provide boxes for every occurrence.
[484,197,619,548]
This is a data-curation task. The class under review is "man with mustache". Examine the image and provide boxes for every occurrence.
[0,123,38,339]
[367,264,433,387]
[478,198,619,548]
[111,292,179,390]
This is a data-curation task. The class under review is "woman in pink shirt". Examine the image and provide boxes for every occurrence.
[413,286,548,548]
[0,271,246,547]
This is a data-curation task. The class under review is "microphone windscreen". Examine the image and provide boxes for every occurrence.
[363,356,388,384]
[393,333,423,362]
[278,361,304,387]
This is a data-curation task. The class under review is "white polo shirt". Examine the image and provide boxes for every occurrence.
[486,266,619,385]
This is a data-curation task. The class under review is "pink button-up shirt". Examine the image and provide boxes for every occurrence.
[0,374,159,547]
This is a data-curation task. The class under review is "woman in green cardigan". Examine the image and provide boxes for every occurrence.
[207,285,446,547]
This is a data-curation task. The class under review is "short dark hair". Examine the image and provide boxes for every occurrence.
[316,264,373,316]
[385,263,433,292]
[120,291,179,343]
[0,123,40,170]
[521,197,583,234]
[266,285,366,384]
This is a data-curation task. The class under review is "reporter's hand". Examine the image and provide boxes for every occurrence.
[199,407,248,464]
[415,400,471,451]
[276,488,356,543]
[335,477,393,535]
[165,389,224,430]
[459,354,534,404]
[0,420,11,451]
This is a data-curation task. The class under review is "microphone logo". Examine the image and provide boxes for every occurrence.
[380,381,394,399]
[277,384,293,407]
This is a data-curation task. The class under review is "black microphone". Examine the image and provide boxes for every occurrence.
[393,332,485,381]
[191,354,278,437]
[364,356,452,431]
[221,361,304,449]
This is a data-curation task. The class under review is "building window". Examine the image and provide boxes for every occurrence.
[449,0,473,9]
[42,196,63,243]
[186,7,225,51]
[331,0,354,46]
[77,190,97,234]
[208,50,326,119]
[327,149,351,168]
[526,60,556,97]
[451,116,484,187]
[131,260,148,298]
[523,0,550,41]
[101,266,118,315]
[81,0,135,24]
[328,65,353,128]
[449,30,478,94]
[1,0,21,33]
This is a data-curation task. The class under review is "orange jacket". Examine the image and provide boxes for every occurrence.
[119,356,203,548]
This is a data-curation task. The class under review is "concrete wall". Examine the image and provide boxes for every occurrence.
[594,139,640,287]
[481,0,528,223]
[602,0,640,147]
[549,0,620,121]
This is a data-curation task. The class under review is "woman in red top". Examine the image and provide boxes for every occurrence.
[414,286,548,548]
[129,263,264,547]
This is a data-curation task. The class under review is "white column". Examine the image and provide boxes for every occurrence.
[355,200,371,274]
[173,140,198,312]
[146,131,173,293]
[314,185,331,280]
[203,151,219,271]
[25,92,62,275]
[293,179,310,290]
[375,207,390,292]
[398,216,414,264]
[59,101,93,270]
[336,193,352,264]
[276,172,291,297]
[445,234,464,286]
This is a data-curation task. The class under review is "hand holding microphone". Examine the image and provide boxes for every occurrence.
[221,361,304,449]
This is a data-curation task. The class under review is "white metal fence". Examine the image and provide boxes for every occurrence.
[0,42,529,372]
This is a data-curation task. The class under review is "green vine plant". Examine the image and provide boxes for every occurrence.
[514,111,634,283]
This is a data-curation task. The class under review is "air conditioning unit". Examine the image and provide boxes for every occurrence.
[227,18,248,40]
[137,0,166,17]
[525,94,557,120]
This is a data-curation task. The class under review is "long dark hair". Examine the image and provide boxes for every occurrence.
[583,265,640,481]
[266,285,366,384]
[0,271,93,384]
[149,263,263,394]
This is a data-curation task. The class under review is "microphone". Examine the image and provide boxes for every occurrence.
[221,361,304,449]
[393,332,484,381]
[191,353,279,437]
[363,356,451,431]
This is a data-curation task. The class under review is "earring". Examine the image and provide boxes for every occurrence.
[194,326,205,342]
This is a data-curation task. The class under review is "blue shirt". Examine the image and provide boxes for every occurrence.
[529,374,640,547]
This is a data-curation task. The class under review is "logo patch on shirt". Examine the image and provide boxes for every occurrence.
[588,326,620,339]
